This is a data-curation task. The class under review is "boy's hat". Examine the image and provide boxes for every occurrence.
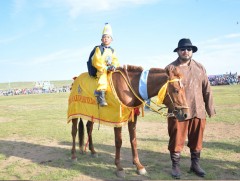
[102,23,113,38]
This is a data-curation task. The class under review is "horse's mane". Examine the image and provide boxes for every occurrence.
[117,65,166,74]
[125,65,143,72]
[149,67,166,73]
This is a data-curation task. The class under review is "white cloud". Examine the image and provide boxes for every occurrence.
[44,0,159,18]
[12,0,26,16]
[225,33,240,38]
[127,54,173,70]
[0,35,23,44]
[29,46,91,65]
[132,33,240,75]
[31,49,72,64]
[2,46,90,67]
[198,33,240,46]
[0,46,91,82]
[196,34,240,75]
[0,15,45,45]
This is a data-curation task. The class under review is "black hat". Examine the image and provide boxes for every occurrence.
[173,38,198,53]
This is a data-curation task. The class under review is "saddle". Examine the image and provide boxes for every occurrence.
[67,72,135,127]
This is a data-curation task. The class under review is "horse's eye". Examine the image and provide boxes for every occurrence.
[174,89,179,94]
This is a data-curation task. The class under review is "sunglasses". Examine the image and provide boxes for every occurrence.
[179,47,192,52]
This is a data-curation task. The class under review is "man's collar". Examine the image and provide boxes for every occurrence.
[101,43,111,49]
[178,58,191,66]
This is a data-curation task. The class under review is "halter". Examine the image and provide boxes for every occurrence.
[156,78,189,117]
[156,79,181,105]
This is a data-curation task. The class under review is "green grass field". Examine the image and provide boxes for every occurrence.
[0,84,239,180]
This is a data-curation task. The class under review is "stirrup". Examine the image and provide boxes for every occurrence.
[94,90,107,107]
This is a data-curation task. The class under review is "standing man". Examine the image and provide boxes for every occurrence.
[165,38,216,179]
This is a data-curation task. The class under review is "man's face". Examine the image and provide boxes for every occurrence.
[101,35,112,46]
[177,47,193,62]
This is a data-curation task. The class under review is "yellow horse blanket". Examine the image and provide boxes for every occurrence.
[67,72,142,127]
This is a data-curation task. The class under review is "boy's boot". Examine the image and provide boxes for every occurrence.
[94,90,107,107]
[190,150,206,177]
[170,152,181,179]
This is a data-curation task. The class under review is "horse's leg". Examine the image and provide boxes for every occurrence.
[86,121,97,157]
[114,127,125,178]
[78,118,85,154]
[71,118,78,160]
[128,115,147,175]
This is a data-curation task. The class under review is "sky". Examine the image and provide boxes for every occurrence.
[0,0,240,83]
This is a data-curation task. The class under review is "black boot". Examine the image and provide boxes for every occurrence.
[94,90,108,107]
[170,152,181,179]
[190,151,206,177]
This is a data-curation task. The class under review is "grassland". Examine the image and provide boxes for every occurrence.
[0,83,239,180]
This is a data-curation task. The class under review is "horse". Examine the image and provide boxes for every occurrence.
[68,65,188,178]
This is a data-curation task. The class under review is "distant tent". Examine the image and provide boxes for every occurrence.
[34,81,54,90]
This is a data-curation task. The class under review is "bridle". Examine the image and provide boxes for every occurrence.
[163,79,189,117]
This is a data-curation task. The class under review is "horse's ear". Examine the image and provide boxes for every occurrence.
[165,65,175,78]
[175,67,183,78]
[166,65,183,79]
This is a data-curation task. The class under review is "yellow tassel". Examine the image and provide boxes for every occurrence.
[119,105,122,118]
[157,81,169,105]
[142,105,144,117]
[132,109,134,122]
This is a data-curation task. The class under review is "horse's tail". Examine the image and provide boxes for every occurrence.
[78,118,84,149]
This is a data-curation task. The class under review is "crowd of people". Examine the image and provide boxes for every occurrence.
[208,72,239,86]
[0,83,70,96]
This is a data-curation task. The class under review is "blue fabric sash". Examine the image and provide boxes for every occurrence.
[139,70,149,100]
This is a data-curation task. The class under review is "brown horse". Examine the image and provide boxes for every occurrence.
[69,65,188,178]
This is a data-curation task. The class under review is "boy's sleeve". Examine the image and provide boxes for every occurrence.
[92,47,106,73]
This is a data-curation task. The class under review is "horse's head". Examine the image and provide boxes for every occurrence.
[163,65,189,121]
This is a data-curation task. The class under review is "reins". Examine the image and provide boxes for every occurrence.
[110,70,145,106]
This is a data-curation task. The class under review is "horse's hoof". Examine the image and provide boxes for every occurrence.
[116,170,125,178]
[91,153,98,158]
[71,157,77,162]
[79,150,86,155]
[137,168,147,175]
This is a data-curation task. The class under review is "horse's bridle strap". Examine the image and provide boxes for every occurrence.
[156,79,181,105]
